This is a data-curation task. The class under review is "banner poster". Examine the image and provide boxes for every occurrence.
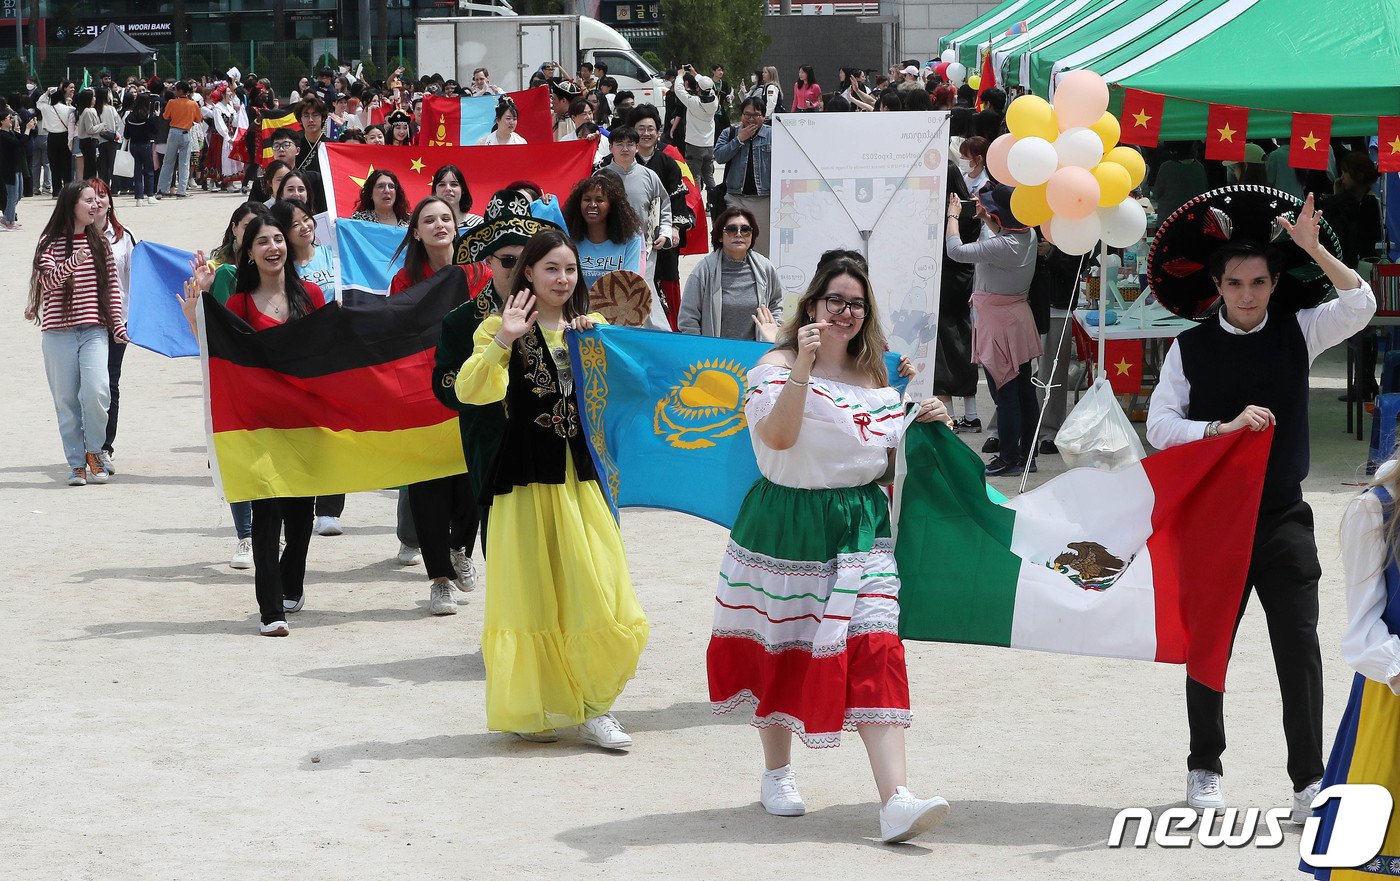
[770,112,949,398]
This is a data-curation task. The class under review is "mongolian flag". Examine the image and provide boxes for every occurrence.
[1289,112,1333,171]
[256,109,300,166]
[1204,103,1248,163]
[417,86,554,148]
[662,143,711,257]
[1380,117,1400,174]
[199,268,469,503]
[1119,89,1164,148]
[1104,339,1143,395]
[318,140,596,218]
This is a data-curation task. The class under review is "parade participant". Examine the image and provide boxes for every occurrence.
[562,173,643,289]
[431,164,483,233]
[350,169,410,226]
[453,225,648,748]
[549,79,580,141]
[363,125,386,146]
[86,179,135,475]
[273,168,324,214]
[678,206,783,340]
[599,126,673,328]
[205,86,247,192]
[389,195,492,615]
[945,182,1039,477]
[297,95,328,170]
[257,157,293,207]
[707,256,952,842]
[25,181,128,486]
[386,109,414,146]
[477,97,526,146]
[626,104,688,320]
[714,98,773,257]
[182,214,326,636]
[269,199,337,299]
[328,93,361,139]
[1145,190,1376,815]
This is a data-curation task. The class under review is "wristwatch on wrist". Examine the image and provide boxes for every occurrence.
[1205,420,1221,437]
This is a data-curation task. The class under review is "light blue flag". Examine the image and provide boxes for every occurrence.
[336,217,408,298]
[458,94,499,144]
[128,241,198,358]
[569,325,908,529]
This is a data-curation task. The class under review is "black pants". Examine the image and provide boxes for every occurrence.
[1185,498,1325,791]
[77,138,97,181]
[314,494,345,517]
[103,336,126,453]
[407,473,479,581]
[96,139,117,187]
[251,496,314,625]
[987,362,1037,464]
[47,133,71,192]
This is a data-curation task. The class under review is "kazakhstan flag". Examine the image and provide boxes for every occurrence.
[569,326,907,529]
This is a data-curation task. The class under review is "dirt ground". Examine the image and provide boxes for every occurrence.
[0,187,1376,880]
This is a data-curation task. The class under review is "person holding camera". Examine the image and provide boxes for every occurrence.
[0,108,38,230]
[674,64,720,193]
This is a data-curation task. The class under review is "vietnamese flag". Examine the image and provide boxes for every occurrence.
[1204,103,1248,162]
[1119,89,1164,148]
[256,109,300,166]
[1289,113,1332,171]
[895,421,1272,692]
[318,141,596,218]
[1379,118,1400,173]
[1104,339,1143,394]
[199,268,469,502]
[418,86,554,148]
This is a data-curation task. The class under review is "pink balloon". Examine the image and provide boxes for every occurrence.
[1045,166,1100,221]
[986,133,1019,186]
[1054,69,1110,129]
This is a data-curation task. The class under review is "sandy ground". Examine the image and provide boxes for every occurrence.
[0,187,1378,880]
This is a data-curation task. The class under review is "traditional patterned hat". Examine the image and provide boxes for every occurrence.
[456,189,559,264]
[385,108,413,128]
[549,78,581,100]
[1147,184,1343,320]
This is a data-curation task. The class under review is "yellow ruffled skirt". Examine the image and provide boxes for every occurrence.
[482,457,649,733]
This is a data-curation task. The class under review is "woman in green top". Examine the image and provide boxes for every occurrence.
[204,202,274,304]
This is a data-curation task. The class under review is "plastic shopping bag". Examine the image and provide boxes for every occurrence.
[1055,377,1146,471]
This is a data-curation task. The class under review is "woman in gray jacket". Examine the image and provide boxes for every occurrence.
[679,206,784,339]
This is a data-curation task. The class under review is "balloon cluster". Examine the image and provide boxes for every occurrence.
[937,49,967,87]
[983,70,1148,255]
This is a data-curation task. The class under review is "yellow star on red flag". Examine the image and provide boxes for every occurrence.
[1132,110,1151,128]
[1389,137,1400,155]
[348,165,376,190]
[1216,123,1236,143]
[410,158,426,173]
[1300,131,1320,151]
[1114,357,1133,376]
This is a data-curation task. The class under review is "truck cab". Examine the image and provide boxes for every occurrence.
[578,17,668,106]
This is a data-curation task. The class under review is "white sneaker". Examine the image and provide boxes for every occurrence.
[259,620,289,637]
[314,515,343,536]
[98,450,116,475]
[283,592,304,614]
[1187,769,1225,810]
[1291,781,1321,824]
[396,543,422,566]
[67,467,86,486]
[578,713,632,750]
[514,730,559,743]
[879,786,950,843]
[230,537,253,569]
[429,581,458,616]
[450,548,477,593]
[760,765,806,817]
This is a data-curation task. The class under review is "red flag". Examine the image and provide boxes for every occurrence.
[975,49,996,111]
[256,110,300,167]
[1204,104,1248,162]
[1119,89,1164,148]
[1104,339,1143,395]
[1380,118,1400,174]
[1289,113,1332,171]
[417,86,554,148]
[662,143,710,258]
[319,141,597,219]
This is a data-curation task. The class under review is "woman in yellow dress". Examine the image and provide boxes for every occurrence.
[454,227,649,749]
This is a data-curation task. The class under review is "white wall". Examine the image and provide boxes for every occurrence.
[880,0,1003,62]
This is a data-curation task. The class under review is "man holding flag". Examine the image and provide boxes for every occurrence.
[1146,191,1376,817]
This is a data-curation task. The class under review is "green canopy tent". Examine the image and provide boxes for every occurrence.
[943,0,1400,139]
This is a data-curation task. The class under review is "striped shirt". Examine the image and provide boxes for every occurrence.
[37,234,126,335]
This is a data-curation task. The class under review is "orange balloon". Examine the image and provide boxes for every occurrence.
[1045,166,1100,220]
[1054,69,1110,129]
[986,133,1018,186]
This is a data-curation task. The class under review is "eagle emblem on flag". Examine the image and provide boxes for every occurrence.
[1047,541,1132,592]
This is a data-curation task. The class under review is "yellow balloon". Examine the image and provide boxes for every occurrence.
[1091,162,1132,208]
[967,74,982,91]
[1105,145,1147,189]
[1011,184,1054,227]
[1006,95,1060,143]
[1090,111,1120,152]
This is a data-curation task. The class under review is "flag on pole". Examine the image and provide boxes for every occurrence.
[127,241,199,358]
[895,422,1271,691]
[1289,113,1333,171]
[1204,103,1249,163]
[1004,20,1029,36]
[976,48,996,111]
[1380,117,1400,174]
[417,86,554,147]
[1119,89,1165,148]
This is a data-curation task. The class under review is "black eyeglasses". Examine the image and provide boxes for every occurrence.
[723,223,753,235]
[495,254,519,268]
[271,141,295,150]
[821,295,867,318]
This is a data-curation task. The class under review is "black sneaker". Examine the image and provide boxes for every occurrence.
[952,417,983,434]
[984,455,1025,477]
[982,436,1000,454]
[1028,458,1038,474]
[1038,439,1059,456]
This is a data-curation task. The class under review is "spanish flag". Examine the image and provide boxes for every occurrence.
[199,268,469,503]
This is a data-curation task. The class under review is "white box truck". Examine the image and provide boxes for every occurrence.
[416,14,668,106]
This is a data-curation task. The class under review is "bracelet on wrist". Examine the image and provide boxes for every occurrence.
[492,335,511,351]
[788,376,810,387]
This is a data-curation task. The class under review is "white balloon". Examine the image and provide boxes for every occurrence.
[1054,127,1105,170]
[1100,198,1148,248]
[946,62,968,85]
[1049,214,1103,256]
[941,49,957,63]
[1006,137,1058,187]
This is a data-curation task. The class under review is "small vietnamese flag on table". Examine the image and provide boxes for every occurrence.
[1379,118,1400,173]
[1120,89,1164,147]
[1289,112,1332,170]
[1104,339,1143,395]
[1204,103,1248,162]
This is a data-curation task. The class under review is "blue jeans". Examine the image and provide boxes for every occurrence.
[4,171,19,223]
[230,501,252,540]
[41,326,110,469]
[157,128,192,195]
[131,142,156,200]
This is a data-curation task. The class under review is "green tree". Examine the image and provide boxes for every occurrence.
[659,0,769,84]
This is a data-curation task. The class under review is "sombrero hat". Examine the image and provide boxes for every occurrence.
[1147,184,1343,320]
[455,189,559,264]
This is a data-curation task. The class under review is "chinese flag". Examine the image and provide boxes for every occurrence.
[1204,104,1248,162]
[1104,339,1143,395]
[1120,89,1164,147]
[1379,118,1400,173]
[1289,113,1332,170]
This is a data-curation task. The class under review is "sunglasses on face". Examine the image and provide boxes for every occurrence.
[495,254,519,269]
[723,223,753,235]
[820,295,867,318]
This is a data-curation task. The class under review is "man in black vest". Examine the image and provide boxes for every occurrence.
[1146,193,1375,820]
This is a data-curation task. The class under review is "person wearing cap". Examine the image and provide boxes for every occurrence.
[1145,193,1376,819]
[1225,142,1268,186]
[944,182,1040,477]
[675,65,720,191]
[549,79,579,141]
[385,108,414,146]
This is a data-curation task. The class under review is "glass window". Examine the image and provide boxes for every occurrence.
[594,51,644,81]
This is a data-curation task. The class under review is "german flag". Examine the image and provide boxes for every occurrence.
[200,268,469,502]
[256,109,300,166]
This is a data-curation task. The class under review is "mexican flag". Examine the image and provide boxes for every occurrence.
[895,422,1272,692]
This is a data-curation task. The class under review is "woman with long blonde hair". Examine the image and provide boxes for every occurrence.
[706,256,954,843]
